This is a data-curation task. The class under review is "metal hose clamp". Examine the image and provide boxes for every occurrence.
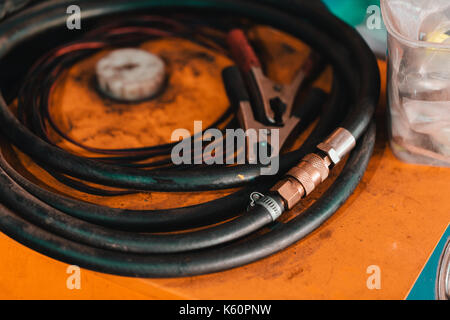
[249,192,283,221]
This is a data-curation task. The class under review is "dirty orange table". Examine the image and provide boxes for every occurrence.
[0,31,449,300]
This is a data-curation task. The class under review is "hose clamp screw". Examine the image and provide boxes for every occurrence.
[248,192,283,221]
[248,192,264,208]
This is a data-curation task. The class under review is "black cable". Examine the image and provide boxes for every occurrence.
[0,123,375,277]
[0,0,379,277]
[0,0,376,192]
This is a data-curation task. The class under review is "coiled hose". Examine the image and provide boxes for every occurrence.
[0,0,379,277]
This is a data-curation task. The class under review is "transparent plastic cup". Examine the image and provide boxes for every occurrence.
[381,0,450,166]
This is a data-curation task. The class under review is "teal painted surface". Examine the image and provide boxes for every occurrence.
[322,0,380,26]
[407,225,450,300]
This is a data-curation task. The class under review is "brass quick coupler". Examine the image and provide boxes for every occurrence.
[271,153,330,209]
[271,128,356,210]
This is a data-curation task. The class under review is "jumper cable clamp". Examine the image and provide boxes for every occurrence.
[222,28,318,162]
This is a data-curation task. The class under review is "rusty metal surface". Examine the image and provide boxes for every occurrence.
[0,27,449,299]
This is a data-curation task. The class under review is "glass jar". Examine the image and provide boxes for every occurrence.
[381,0,450,166]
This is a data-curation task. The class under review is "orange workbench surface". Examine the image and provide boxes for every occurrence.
[0,32,449,300]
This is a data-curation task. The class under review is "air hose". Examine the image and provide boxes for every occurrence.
[0,0,379,277]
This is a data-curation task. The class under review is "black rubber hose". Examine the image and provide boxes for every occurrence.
[0,123,375,277]
[0,167,278,253]
[0,0,379,277]
[0,78,340,233]
[0,0,377,192]
[258,0,380,139]
[0,0,32,20]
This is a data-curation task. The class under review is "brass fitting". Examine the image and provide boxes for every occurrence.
[271,177,305,210]
[271,153,330,209]
[271,128,356,210]
[317,128,356,166]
